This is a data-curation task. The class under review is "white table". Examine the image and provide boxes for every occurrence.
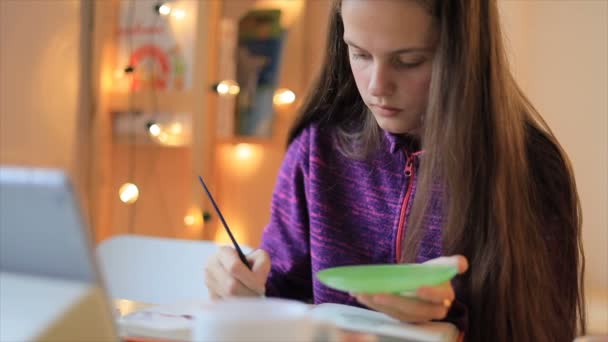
[0,272,116,341]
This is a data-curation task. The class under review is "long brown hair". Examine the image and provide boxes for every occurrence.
[288,0,586,341]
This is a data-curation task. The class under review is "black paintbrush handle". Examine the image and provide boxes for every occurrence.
[198,176,251,270]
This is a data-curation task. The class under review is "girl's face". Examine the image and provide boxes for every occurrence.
[341,0,436,135]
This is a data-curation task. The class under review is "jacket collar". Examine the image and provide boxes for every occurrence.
[383,130,422,155]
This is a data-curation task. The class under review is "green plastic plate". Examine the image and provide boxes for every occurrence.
[316,264,458,294]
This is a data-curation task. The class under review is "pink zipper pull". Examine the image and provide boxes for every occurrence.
[404,156,414,177]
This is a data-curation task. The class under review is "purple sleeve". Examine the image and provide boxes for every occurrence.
[259,129,313,301]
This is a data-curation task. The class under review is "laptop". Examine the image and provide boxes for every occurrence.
[0,166,118,340]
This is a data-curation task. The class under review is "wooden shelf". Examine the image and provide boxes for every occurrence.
[107,91,204,113]
[215,136,276,147]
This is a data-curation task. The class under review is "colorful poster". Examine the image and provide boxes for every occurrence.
[116,0,196,91]
[235,9,286,137]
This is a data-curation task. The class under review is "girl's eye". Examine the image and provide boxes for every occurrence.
[394,58,424,69]
[348,47,371,61]
[351,53,371,60]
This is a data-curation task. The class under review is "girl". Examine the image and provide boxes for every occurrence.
[205,1,586,341]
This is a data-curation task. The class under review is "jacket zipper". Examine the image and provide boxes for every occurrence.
[395,151,417,263]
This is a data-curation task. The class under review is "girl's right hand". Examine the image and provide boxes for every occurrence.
[204,246,271,299]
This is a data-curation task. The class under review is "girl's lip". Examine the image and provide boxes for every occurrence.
[377,105,401,111]
[372,104,402,117]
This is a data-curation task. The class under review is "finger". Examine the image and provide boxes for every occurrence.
[204,257,225,298]
[209,261,260,297]
[204,263,219,294]
[337,331,378,342]
[209,251,261,297]
[218,246,262,293]
[219,276,261,297]
[357,293,449,322]
[247,249,271,292]
[205,260,237,298]
[248,249,270,272]
[454,255,468,274]
[361,301,422,323]
[355,294,421,322]
[416,282,454,305]
[356,295,435,323]
[374,293,449,320]
[424,255,468,274]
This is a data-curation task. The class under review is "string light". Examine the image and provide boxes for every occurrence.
[170,122,182,135]
[155,3,186,19]
[156,3,171,16]
[144,116,191,147]
[184,215,195,226]
[234,143,254,161]
[158,132,169,143]
[113,65,134,82]
[172,8,186,20]
[114,69,126,79]
[183,207,203,227]
[273,88,296,105]
[119,183,139,204]
[203,211,212,222]
[214,80,240,96]
[148,123,162,137]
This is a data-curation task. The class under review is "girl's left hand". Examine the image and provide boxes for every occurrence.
[353,255,468,323]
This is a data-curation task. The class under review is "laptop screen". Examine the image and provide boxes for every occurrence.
[0,166,119,340]
[0,166,97,283]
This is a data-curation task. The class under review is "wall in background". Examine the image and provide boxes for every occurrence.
[500,0,608,291]
[501,2,607,332]
[0,0,89,201]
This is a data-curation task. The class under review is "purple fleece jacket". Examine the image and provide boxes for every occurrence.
[260,123,467,330]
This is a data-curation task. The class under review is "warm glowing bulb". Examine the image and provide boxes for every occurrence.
[184,215,195,226]
[119,183,139,204]
[158,4,171,15]
[216,83,228,94]
[234,143,253,160]
[184,207,202,227]
[273,88,296,105]
[172,8,185,20]
[228,85,240,95]
[170,122,182,135]
[158,132,168,143]
[114,69,125,79]
[148,123,161,137]
[216,80,240,96]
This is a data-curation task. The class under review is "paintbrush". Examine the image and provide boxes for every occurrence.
[197,176,251,270]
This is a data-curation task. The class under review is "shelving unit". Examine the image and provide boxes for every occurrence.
[90,0,221,242]
[89,0,330,247]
